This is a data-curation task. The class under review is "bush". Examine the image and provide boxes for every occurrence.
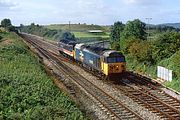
[128,40,154,64]
[151,31,180,63]
[110,41,120,50]
[159,50,180,79]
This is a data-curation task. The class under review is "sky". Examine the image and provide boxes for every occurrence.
[0,0,180,26]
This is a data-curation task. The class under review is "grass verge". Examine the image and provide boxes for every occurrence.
[126,53,180,92]
[0,32,86,119]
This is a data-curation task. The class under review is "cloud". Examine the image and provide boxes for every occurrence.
[123,0,161,6]
[44,0,115,24]
[0,0,18,10]
[1,0,180,25]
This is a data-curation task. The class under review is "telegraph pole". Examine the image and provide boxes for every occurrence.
[145,18,152,40]
[69,21,71,32]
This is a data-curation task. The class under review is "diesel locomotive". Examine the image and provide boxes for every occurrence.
[58,39,126,79]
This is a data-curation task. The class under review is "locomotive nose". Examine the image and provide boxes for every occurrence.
[109,65,119,72]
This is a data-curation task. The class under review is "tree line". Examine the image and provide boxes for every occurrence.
[110,19,180,64]
[0,18,17,32]
[110,19,180,82]
[0,18,76,41]
[19,23,76,41]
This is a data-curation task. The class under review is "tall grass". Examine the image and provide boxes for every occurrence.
[126,51,180,92]
[0,32,86,119]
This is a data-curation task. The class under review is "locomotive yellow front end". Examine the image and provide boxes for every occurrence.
[101,50,126,78]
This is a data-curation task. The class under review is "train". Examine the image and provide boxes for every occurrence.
[58,39,126,80]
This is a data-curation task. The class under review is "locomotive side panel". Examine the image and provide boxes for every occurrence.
[74,46,101,71]
[83,50,101,71]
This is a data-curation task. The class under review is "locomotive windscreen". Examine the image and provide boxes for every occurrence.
[107,57,125,63]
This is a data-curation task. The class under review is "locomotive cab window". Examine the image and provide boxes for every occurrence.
[116,57,125,62]
[107,57,125,63]
[107,58,116,63]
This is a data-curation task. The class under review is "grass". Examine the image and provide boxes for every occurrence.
[44,24,110,40]
[73,32,109,38]
[45,24,108,32]
[126,51,180,92]
[159,50,180,92]
[0,32,86,119]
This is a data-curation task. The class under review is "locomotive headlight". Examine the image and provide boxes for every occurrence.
[115,65,119,71]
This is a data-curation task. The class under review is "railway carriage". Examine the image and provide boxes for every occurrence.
[58,39,76,58]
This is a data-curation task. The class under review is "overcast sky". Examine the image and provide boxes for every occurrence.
[0,0,180,25]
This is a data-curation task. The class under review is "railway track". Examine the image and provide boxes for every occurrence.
[107,71,180,119]
[20,33,180,120]
[126,72,180,109]
[112,80,180,119]
[20,33,144,120]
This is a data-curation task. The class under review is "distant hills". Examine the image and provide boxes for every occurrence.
[158,23,180,29]
[147,23,180,29]
[45,23,180,32]
[44,24,110,32]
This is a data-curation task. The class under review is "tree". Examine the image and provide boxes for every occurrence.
[110,21,125,42]
[151,31,180,63]
[30,23,35,26]
[1,18,17,32]
[128,40,154,64]
[122,19,147,40]
[1,18,12,28]
[110,21,125,50]
[61,32,76,41]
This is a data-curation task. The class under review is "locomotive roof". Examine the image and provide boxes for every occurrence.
[102,50,124,57]
[84,45,109,55]
[75,43,124,57]
[75,44,109,55]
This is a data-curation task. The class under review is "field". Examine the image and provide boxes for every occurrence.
[45,24,110,31]
[45,24,110,40]
[0,32,86,119]
[73,32,109,38]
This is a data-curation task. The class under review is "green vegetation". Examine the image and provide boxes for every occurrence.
[121,19,146,40]
[19,23,76,41]
[20,23,110,42]
[45,24,107,32]
[1,18,17,32]
[73,32,109,38]
[162,50,180,90]
[110,21,125,50]
[0,32,86,119]
[110,19,180,92]
[45,24,110,41]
